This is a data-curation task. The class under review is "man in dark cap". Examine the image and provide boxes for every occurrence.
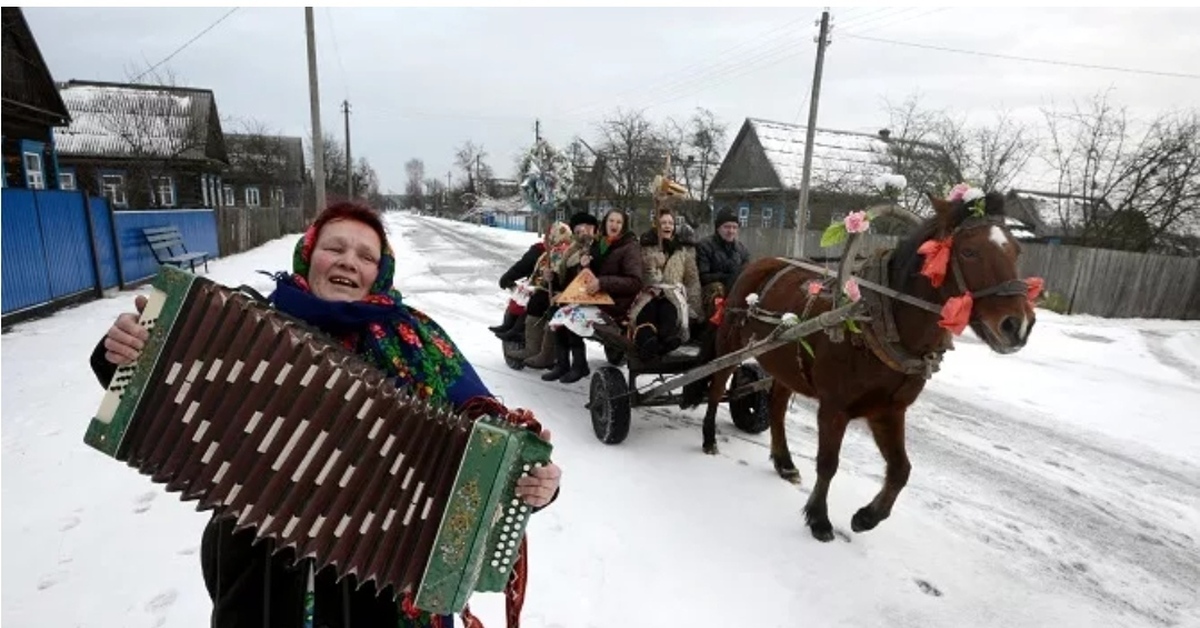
[696,208,751,320]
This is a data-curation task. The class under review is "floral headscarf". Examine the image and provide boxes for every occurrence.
[269,221,491,408]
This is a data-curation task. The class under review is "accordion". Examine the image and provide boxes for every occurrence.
[84,265,551,614]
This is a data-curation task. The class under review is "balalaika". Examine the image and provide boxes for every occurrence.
[84,265,551,614]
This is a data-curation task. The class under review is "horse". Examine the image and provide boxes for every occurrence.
[697,190,1039,542]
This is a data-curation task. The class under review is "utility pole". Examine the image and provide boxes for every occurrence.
[305,8,326,216]
[792,9,831,259]
[342,99,353,199]
[535,119,541,143]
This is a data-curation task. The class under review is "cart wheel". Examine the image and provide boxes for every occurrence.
[502,339,526,371]
[589,366,631,444]
[729,363,771,434]
[604,344,626,366]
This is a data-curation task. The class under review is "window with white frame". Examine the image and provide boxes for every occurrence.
[222,185,235,207]
[59,171,77,191]
[101,174,127,207]
[738,203,750,228]
[152,176,176,207]
[761,206,774,228]
[272,187,284,207]
[245,186,261,207]
[23,152,45,189]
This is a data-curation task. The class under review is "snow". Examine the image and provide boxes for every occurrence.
[4,211,1200,628]
[749,118,920,192]
[55,83,210,159]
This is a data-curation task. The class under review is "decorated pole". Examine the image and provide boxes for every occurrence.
[519,138,576,235]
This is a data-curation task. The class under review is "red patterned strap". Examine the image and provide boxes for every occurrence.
[459,396,543,433]
[460,535,529,628]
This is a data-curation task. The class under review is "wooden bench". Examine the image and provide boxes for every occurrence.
[142,225,210,274]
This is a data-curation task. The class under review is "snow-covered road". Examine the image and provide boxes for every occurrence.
[3,211,1198,628]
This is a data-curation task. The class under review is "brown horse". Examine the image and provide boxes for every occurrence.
[699,191,1037,542]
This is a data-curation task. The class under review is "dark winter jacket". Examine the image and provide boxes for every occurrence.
[696,233,751,294]
[499,242,545,290]
[580,231,643,320]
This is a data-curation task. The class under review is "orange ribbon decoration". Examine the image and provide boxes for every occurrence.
[1025,277,1044,304]
[709,297,726,327]
[917,237,954,288]
[938,292,973,335]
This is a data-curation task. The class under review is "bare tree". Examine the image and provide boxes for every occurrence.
[404,158,426,210]
[876,94,962,216]
[454,141,491,192]
[1041,92,1200,251]
[596,108,664,203]
[937,109,1038,192]
[687,107,728,202]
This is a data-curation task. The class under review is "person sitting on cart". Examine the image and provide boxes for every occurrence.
[523,211,599,370]
[696,208,752,322]
[503,220,573,365]
[489,230,548,340]
[543,208,643,384]
[627,194,703,361]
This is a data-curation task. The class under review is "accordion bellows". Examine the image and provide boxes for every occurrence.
[84,266,551,613]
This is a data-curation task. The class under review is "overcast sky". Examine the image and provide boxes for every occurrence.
[24,6,1200,193]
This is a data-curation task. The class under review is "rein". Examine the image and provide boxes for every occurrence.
[734,215,1029,379]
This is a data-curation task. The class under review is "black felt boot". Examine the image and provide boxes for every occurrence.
[541,328,573,381]
[490,310,519,336]
[559,335,591,384]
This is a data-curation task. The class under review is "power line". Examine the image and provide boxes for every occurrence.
[555,14,808,118]
[131,7,239,83]
[844,33,1200,80]
[324,7,350,99]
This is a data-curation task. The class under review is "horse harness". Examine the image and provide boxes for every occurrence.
[734,215,1030,380]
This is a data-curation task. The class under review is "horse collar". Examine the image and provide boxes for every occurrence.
[862,249,948,379]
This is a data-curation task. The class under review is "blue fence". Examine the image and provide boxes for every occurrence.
[1,188,218,319]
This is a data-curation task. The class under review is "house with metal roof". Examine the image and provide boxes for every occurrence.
[54,79,229,209]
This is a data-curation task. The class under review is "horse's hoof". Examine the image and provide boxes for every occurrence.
[773,460,801,483]
[809,522,835,543]
[702,443,719,455]
[851,507,880,533]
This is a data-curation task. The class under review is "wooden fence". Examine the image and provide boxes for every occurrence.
[215,206,307,257]
[732,226,1200,320]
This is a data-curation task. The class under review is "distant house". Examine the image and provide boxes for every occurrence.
[1004,189,1113,244]
[222,133,306,209]
[708,118,949,232]
[1,7,71,190]
[54,79,229,209]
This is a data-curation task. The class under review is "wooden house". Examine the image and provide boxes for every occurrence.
[708,118,950,233]
[1,7,71,190]
[221,133,306,209]
[54,79,229,209]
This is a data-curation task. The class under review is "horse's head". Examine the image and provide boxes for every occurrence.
[914,189,1039,354]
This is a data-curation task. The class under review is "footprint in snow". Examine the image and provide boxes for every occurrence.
[133,491,157,514]
[146,589,178,628]
[37,570,67,591]
[915,579,943,597]
[177,546,198,556]
[60,514,81,531]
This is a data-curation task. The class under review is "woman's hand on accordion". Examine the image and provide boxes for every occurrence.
[104,295,149,365]
[516,429,561,509]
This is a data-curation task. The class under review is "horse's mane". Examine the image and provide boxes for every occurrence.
[889,192,1008,290]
